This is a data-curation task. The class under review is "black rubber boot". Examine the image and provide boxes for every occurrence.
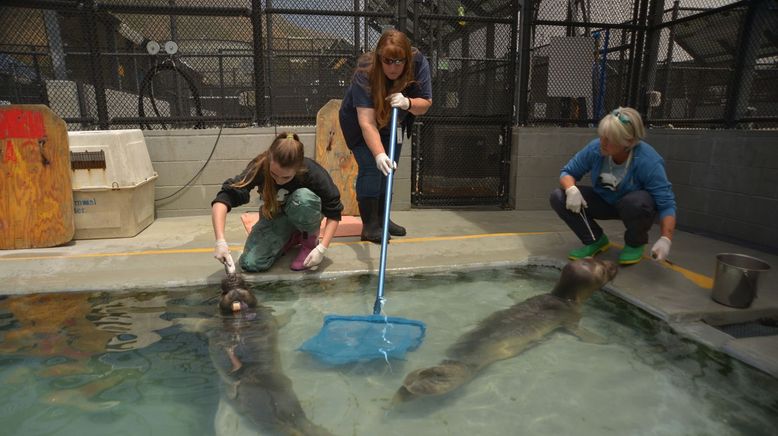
[379,196,406,236]
[358,197,384,244]
[387,219,406,237]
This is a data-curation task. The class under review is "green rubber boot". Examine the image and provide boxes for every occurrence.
[568,234,610,260]
[619,244,645,265]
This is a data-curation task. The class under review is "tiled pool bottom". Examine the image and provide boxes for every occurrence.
[0,266,776,436]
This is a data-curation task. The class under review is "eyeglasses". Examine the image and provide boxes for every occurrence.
[381,57,406,65]
[611,109,631,125]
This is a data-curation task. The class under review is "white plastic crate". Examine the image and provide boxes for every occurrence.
[69,129,158,239]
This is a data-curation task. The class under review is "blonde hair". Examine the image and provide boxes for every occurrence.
[356,29,416,129]
[597,107,646,149]
[231,132,306,219]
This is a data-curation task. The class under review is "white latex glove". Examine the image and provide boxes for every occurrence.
[214,240,236,273]
[387,92,410,110]
[375,152,396,176]
[303,244,327,268]
[651,236,672,261]
[564,186,588,214]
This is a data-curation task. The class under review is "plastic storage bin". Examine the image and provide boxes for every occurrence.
[69,129,158,239]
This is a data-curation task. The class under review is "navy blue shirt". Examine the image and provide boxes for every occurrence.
[339,50,432,149]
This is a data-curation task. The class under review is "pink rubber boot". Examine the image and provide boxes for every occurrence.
[281,231,302,254]
[290,230,319,271]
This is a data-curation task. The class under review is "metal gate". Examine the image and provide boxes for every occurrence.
[407,1,518,207]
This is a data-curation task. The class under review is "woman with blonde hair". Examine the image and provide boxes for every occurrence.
[549,107,676,265]
[338,29,432,243]
[211,132,343,272]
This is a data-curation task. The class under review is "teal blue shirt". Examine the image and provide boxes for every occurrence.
[560,139,677,219]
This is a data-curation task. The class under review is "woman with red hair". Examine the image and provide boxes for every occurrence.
[339,29,433,243]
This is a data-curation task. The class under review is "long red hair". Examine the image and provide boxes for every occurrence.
[356,29,416,129]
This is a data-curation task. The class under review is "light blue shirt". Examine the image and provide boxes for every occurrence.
[560,139,677,219]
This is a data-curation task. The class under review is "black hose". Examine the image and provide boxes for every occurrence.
[138,62,205,129]
[154,125,223,203]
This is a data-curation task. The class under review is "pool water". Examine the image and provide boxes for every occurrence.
[0,266,776,436]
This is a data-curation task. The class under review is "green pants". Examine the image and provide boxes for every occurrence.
[239,188,322,272]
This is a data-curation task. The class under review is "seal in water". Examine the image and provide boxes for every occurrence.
[185,273,332,436]
[393,258,618,405]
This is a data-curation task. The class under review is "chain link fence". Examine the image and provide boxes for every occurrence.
[2,0,775,130]
[411,0,517,206]
[1,0,775,208]
[518,0,777,128]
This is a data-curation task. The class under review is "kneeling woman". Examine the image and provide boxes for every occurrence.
[211,132,343,272]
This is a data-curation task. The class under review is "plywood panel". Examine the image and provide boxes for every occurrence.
[315,99,359,216]
[0,105,74,249]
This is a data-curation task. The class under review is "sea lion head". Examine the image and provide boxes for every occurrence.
[551,258,618,303]
[392,359,475,405]
[218,273,258,315]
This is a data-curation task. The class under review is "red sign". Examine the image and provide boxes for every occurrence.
[0,109,46,140]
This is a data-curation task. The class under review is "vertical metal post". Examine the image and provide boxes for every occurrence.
[354,0,361,57]
[660,0,679,119]
[460,23,470,110]
[724,0,765,128]
[84,0,109,129]
[638,0,666,120]
[265,0,275,125]
[251,0,266,125]
[43,10,67,81]
[486,23,495,112]
[627,0,649,108]
[516,0,533,125]
[106,24,121,90]
[169,0,184,118]
[218,50,226,120]
[398,0,407,32]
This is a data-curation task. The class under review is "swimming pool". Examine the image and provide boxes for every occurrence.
[0,265,776,435]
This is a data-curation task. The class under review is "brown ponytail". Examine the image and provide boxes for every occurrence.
[231,132,306,219]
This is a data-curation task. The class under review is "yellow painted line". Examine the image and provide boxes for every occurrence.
[331,231,550,246]
[0,247,215,261]
[610,242,713,289]
[0,232,715,290]
[0,232,550,262]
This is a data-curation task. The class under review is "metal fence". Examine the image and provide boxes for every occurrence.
[1,0,776,206]
[518,0,778,129]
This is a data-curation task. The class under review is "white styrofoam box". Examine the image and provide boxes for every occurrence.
[68,129,158,239]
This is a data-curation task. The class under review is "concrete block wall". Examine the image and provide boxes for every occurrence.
[144,127,411,217]
[650,129,778,250]
[510,127,596,210]
[511,127,778,251]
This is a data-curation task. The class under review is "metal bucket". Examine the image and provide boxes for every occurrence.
[711,253,771,308]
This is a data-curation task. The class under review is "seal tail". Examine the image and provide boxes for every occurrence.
[392,360,474,404]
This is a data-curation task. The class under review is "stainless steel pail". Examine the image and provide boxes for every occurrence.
[711,253,771,308]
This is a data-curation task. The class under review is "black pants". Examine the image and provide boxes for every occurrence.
[549,186,656,247]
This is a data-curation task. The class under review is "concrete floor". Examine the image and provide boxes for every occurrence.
[1,209,777,378]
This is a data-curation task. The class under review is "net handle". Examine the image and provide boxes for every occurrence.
[373,107,399,315]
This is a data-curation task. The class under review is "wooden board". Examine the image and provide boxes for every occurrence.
[315,99,359,216]
[0,105,74,249]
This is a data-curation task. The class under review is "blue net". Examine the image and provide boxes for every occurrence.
[299,314,426,365]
